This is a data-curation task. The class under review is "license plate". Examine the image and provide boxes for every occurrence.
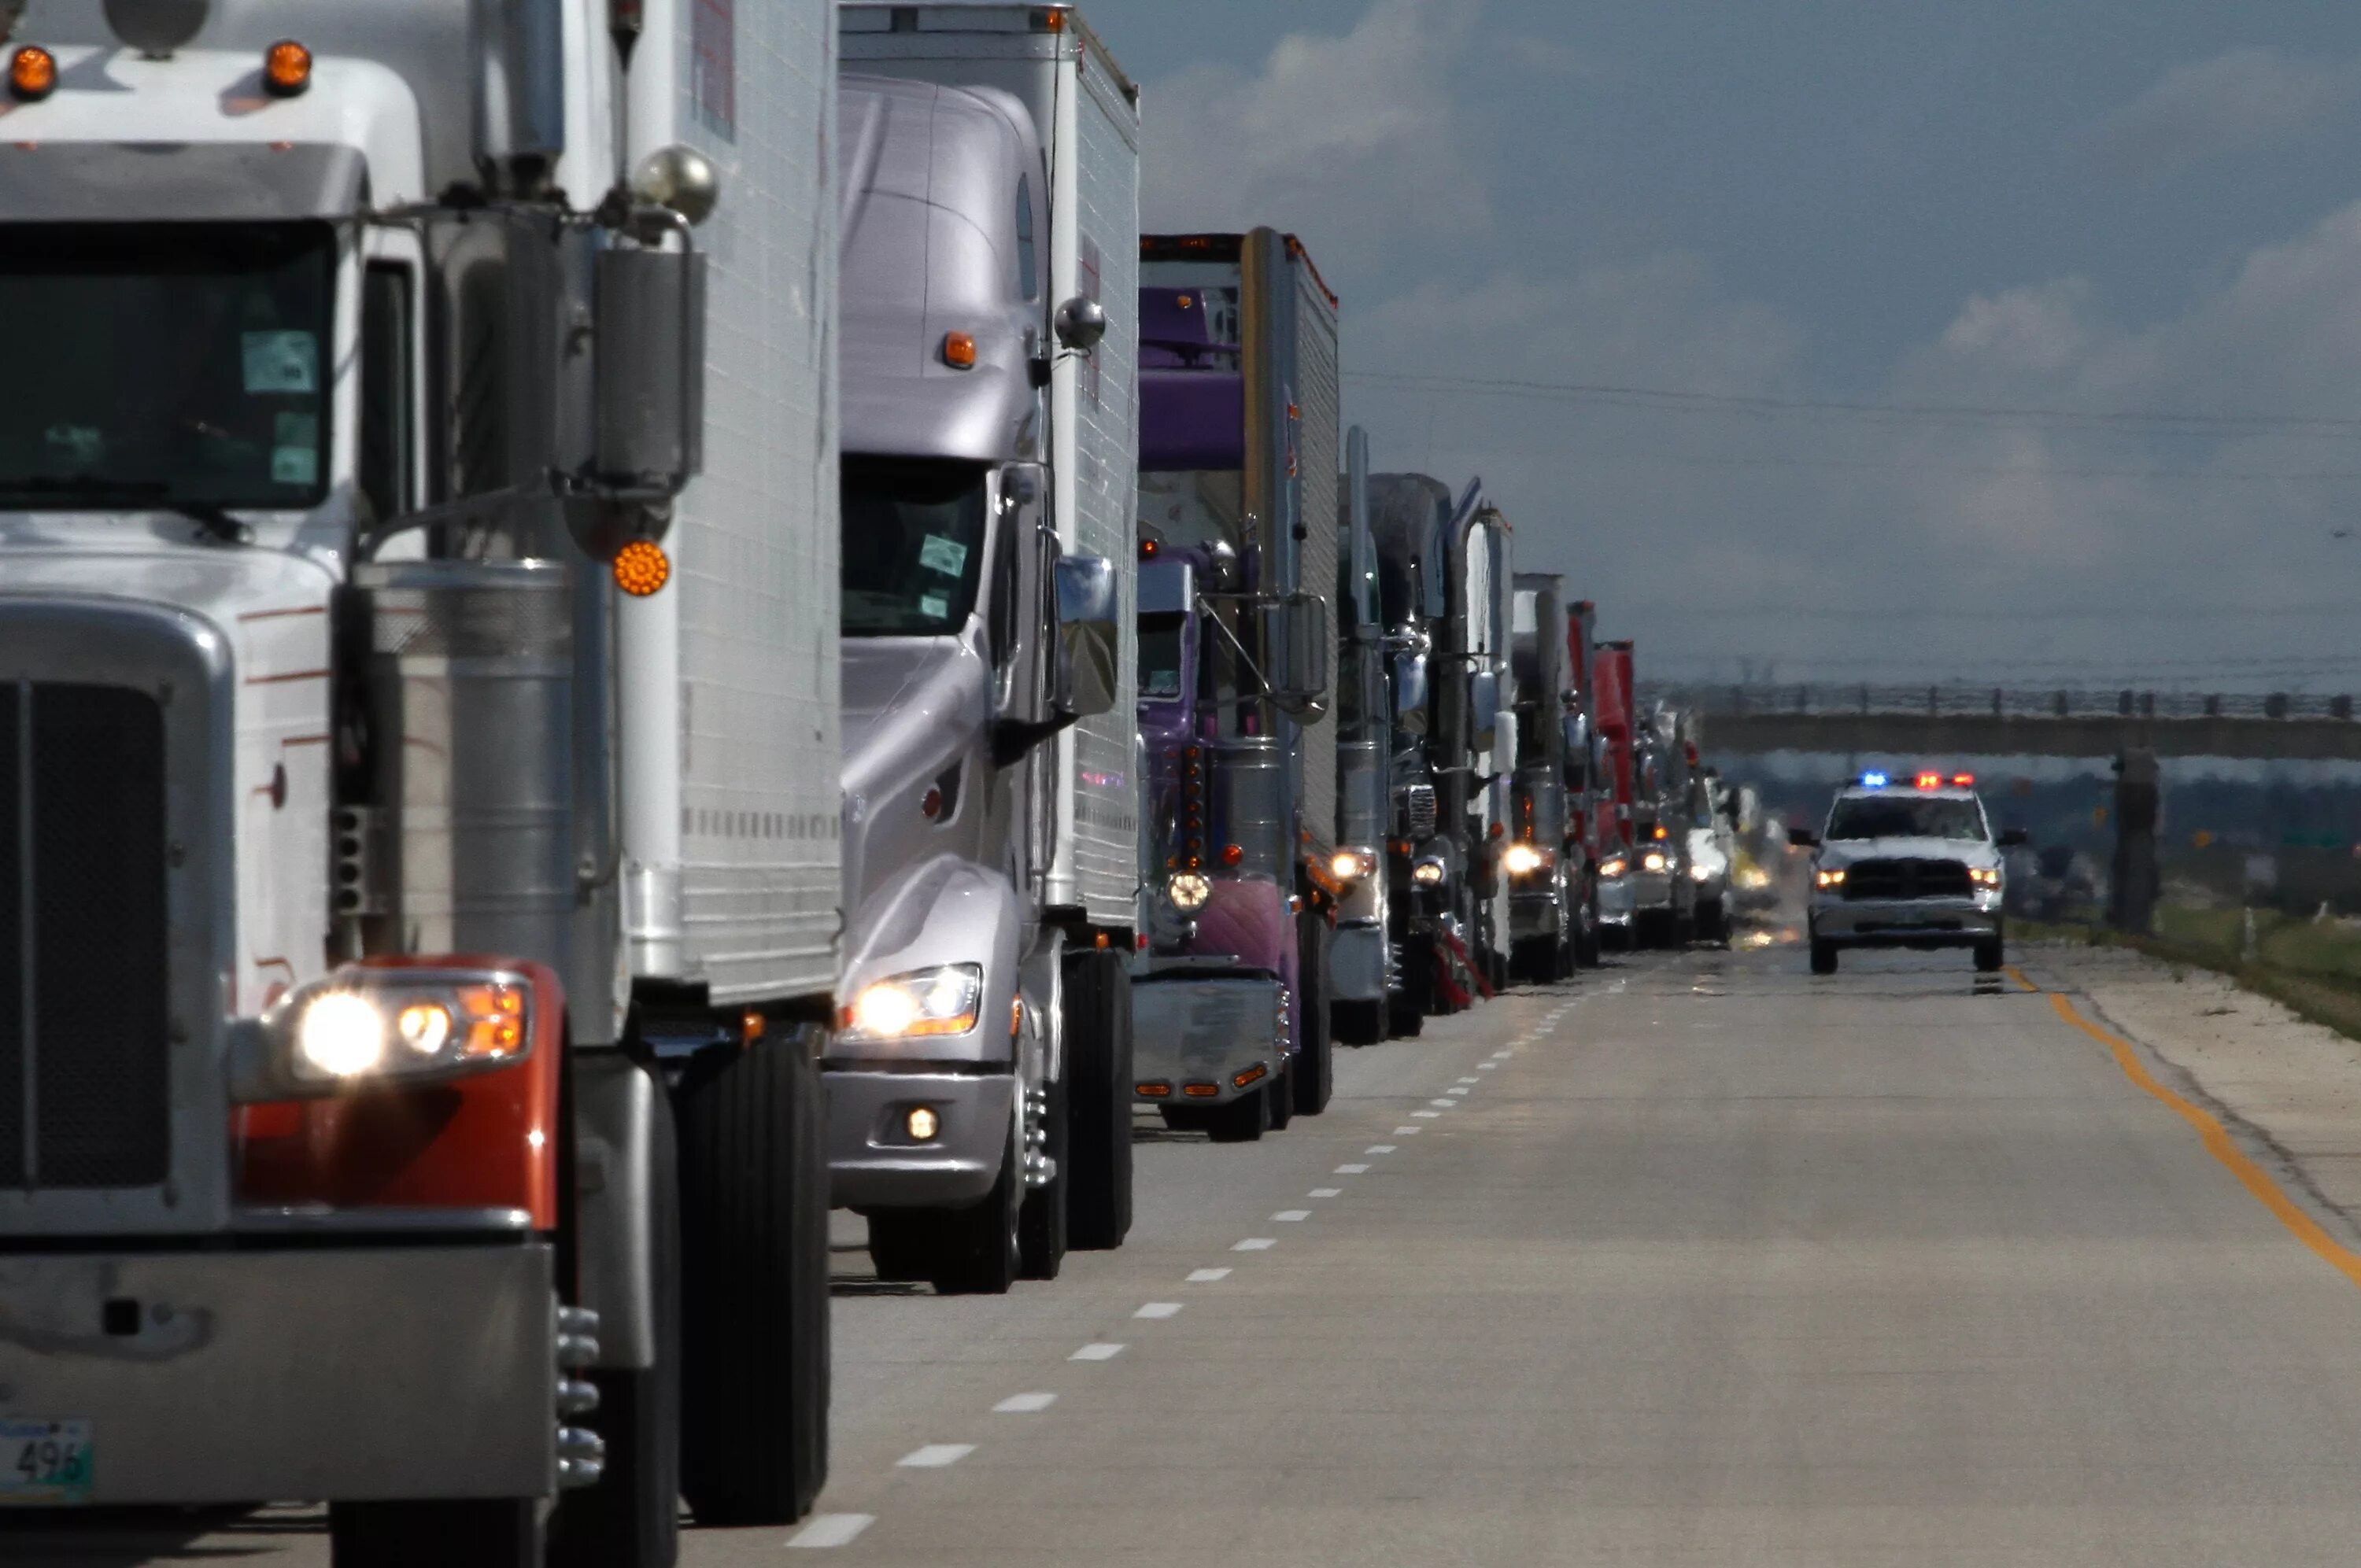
[0,1419,92,1504]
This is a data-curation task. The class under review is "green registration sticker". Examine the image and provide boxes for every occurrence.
[0,1419,92,1504]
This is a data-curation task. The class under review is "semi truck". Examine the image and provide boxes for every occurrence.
[0,0,838,1560]
[831,5,1140,1290]
[1594,640,1641,948]
[1563,596,1605,967]
[1133,227,1339,1138]
[1329,427,1392,1043]
[1506,572,1576,982]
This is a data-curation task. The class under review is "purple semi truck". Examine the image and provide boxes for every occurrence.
[1130,231,1343,1141]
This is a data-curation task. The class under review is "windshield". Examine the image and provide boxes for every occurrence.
[1140,612,1187,700]
[0,223,336,512]
[1826,795,1988,841]
[841,457,991,637]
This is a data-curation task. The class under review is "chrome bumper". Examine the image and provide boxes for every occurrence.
[1331,922,1386,1003]
[1597,875,1635,924]
[1132,974,1286,1108]
[1509,889,1565,940]
[1812,895,2001,942]
[0,1241,556,1506]
[826,1068,1016,1210]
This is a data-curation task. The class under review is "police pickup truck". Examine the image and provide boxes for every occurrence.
[1790,773,2026,975]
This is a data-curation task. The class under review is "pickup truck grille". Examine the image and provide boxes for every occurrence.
[1842,858,1972,902]
[0,682,171,1190]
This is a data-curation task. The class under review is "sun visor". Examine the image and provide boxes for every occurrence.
[0,142,366,221]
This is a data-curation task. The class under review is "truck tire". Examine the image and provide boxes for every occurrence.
[1062,947,1133,1251]
[1018,1071,1067,1280]
[1575,891,1602,968]
[1396,930,1435,1024]
[1198,1086,1269,1143]
[1974,934,2005,972]
[1333,998,1384,1046]
[1510,935,1553,985]
[930,1112,1023,1295]
[1810,939,1838,976]
[548,1057,682,1568]
[1291,913,1333,1116]
[330,1500,539,1568]
[1265,1058,1295,1132]
[674,1030,830,1526]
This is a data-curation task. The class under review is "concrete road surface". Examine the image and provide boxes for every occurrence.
[21,945,2361,1564]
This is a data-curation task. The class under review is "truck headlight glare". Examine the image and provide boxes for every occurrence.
[1641,850,1668,873]
[1598,855,1628,879]
[1329,848,1373,883]
[1815,867,1846,889]
[1502,843,1546,876]
[1970,866,2001,888]
[1167,871,1213,910]
[1411,857,1446,887]
[277,968,535,1091]
[297,992,386,1079]
[845,964,984,1042]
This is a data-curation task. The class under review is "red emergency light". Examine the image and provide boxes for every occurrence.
[1953,773,1975,787]
[1915,772,1942,789]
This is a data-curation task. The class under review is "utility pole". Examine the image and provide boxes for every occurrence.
[2109,747,2160,935]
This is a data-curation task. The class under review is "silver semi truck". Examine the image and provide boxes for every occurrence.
[1506,572,1576,982]
[1329,427,1393,1043]
[830,5,1141,1292]
[0,0,838,1559]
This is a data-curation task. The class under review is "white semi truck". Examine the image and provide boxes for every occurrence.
[0,1,837,1561]
[831,6,1140,1288]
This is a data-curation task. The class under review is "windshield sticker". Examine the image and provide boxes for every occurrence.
[919,592,950,619]
[242,330,318,395]
[272,446,318,486]
[918,536,969,577]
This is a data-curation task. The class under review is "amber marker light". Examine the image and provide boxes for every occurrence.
[941,330,977,369]
[9,46,57,101]
[263,39,312,97]
[613,539,671,597]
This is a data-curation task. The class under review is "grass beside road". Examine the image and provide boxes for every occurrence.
[2022,907,2361,1044]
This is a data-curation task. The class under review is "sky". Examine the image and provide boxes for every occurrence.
[1075,0,2361,690]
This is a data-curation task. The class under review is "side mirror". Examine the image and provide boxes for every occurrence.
[1052,554,1119,721]
[1264,591,1329,719]
[1788,826,1820,847]
[1997,826,2030,848]
[593,246,708,498]
[1054,295,1109,352]
[1391,651,1430,736]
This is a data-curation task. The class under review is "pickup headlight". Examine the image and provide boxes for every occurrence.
[1598,855,1628,879]
[844,964,984,1042]
[1410,856,1447,887]
[1690,862,1717,883]
[1814,867,1846,889]
[1970,866,2001,888]
[268,966,534,1092]
[1641,850,1668,873]
[1502,842,1548,876]
[1167,870,1213,910]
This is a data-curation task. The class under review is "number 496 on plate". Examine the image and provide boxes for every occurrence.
[0,1419,92,1505]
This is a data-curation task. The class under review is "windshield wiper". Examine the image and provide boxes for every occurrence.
[0,478,253,544]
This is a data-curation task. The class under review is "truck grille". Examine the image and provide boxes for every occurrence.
[1401,783,1437,839]
[0,683,171,1190]
[1842,858,1971,902]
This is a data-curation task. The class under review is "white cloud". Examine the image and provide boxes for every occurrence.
[1140,0,1486,257]
[2088,46,2361,179]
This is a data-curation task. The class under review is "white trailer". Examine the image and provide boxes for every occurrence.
[0,1,837,1559]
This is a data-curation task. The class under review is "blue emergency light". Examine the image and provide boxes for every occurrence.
[1860,771,1890,788]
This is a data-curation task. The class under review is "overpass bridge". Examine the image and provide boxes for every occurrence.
[1649,684,2361,762]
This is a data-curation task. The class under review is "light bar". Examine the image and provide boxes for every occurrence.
[1860,771,1889,788]
[1915,772,1942,789]
[1953,773,1975,787]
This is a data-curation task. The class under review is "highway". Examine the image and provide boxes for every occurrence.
[26,943,2361,1564]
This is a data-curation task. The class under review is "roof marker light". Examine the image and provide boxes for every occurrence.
[612,539,671,598]
[8,45,55,101]
[1860,771,1890,788]
[941,331,977,370]
[1953,773,1975,787]
[262,39,312,97]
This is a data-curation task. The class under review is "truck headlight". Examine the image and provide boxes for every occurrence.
[1690,862,1716,882]
[1329,847,1374,883]
[1167,870,1213,910]
[844,964,984,1041]
[271,967,534,1092]
[1598,855,1628,879]
[1815,867,1846,889]
[1411,856,1447,887]
[1502,842,1546,876]
[1970,866,2001,888]
[1641,850,1668,873]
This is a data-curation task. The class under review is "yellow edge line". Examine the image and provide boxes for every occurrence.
[2002,964,2038,993]
[2045,988,2361,1292]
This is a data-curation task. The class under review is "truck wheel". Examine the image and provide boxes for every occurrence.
[1509,936,1548,985]
[674,1029,830,1526]
[1397,931,1435,1020]
[1265,1059,1295,1132]
[1062,948,1133,1251]
[866,1212,933,1282]
[548,1059,682,1568]
[1810,939,1839,976]
[1291,913,1333,1116]
[330,1500,539,1567]
[1018,1072,1067,1281]
[1974,936,2005,973]
[931,1112,1023,1295]
[1385,990,1424,1038]
[1202,1086,1269,1143]
[1333,998,1384,1046]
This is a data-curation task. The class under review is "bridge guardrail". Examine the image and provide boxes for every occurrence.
[1645,684,2359,725]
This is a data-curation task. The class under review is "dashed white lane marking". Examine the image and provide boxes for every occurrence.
[1135,1301,1184,1319]
[1187,1267,1232,1282]
[994,1392,1057,1414]
[898,1444,975,1469]
[1477,1062,1498,1070]
[1272,1208,1311,1222]
[1412,1109,1443,1119]
[1233,1237,1277,1251]
[1458,1076,1482,1084]
[1491,1050,1514,1059]
[1366,1145,1396,1153]
[788,1513,877,1549]
[1070,1342,1126,1361]
[1447,1087,1471,1096]
[1307,1187,1343,1198]
[1335,1163,1370,1174]
[1394,1125,1423,1134]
